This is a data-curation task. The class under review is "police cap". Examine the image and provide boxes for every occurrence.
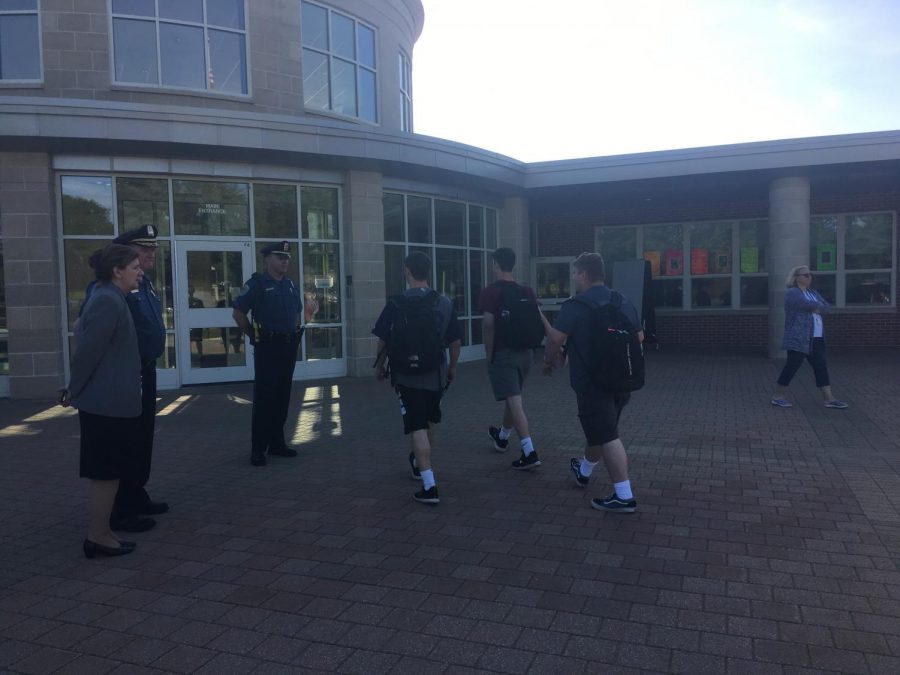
[261,241,291,257]
[113,224,158,248]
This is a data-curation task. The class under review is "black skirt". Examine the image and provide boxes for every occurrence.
[79,410,140,480]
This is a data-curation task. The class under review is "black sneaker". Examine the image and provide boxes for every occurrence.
[488,426,509,452]
[250,453,267,466]
[591,493,637,513]
[511,451,541,470]
[570,458,589,487]
[414,486,439,504]
[409,452,421,480]
[268,446,298,457]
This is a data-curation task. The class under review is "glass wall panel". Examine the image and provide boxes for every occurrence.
[810,216,838,272]
[596,226,637,287]
[468,206,484,248]
[301,1,328,48]
[471,317,483,345]
[207,0,245,29]
[208,30,247,94]
[408,196,431,243]
[384,244,406,299]
[357,24,375,68]
[383,193,404,241]
[152,241,175,329]
[689,222,731,275]
[112,0,154,15]
[535,261,571,301]
[812,273,836,305]
[469,250,485,316]
[63,239,107,329]
[434,200,465,246]
[332,58,357,117]
[301,187,338,239]
[739,220,768,273]
[331,12,354,59]
[740,277,768,308]
[651,279,683,309]
[157,333,176,369]
[186,250,244,309]
[160,23,206,89]
[436,248,465,315]
[644,224,683,307]
[0,240,6,375]
[159,0,202,22]
[61,176,114,235]
[190,328,246,368]
[846,272,892,305]
[173,180,250,235]
[112,18,158,84]
[359,69,377,122]
[302,49,329,109]
[306,326,342,360]
[485,209,498,248]
[692,277,731,308]
[117,177,170,235]
[845,213,893,269]
[254,184,297,238]
[303,242,341,323]
[0,13,40,80]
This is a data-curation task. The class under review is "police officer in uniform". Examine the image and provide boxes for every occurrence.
[81,225,168,532]
[232,241,304,466]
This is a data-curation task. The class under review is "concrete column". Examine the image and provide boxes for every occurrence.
[498,195,531,283]
[0,152,65,398]
[342,170,385,377]
[767,175,810,358]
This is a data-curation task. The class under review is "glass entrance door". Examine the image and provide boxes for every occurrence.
[176,241,254,384]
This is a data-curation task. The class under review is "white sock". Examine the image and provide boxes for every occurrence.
[614,480,633,500]
[421,469,436,490]
[580,457,598,476]
[499,426,512,440]
[521,437,535,456]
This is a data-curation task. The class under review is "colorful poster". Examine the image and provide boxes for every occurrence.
[712,249,731,273]
[817,244,836,271]
[740,247,759,273]
[643,251,661,277]
[664,249,683,276]
[690,248,709,275]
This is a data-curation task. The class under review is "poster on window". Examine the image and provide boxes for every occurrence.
[690,248,709,275]
[664,249,683,276]
[740,247,759,273]
[711,249,731,274]
[643,251,661,277]
[816,244,836,271]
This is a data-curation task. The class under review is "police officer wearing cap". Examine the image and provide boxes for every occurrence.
[232,241,304,466]
[80,224,168,532]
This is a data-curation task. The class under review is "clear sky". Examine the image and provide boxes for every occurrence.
[412,0,900,162]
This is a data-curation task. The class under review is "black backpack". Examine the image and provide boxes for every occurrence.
[573,291,645,393]
[496,284,545,350]
[387,291,445,375]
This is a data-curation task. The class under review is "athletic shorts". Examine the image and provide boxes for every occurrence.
[395,385,442,434]
[576,389,630,447]
[487,349,533,401]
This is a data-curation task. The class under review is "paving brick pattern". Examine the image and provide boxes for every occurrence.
[1,351,899,674]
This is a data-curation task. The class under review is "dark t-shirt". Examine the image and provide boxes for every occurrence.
[553,284,641,394]
[372,287,462,391]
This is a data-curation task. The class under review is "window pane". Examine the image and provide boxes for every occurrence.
[471,317,483,345]
[469,249,485,316]
[157,333,176,369]
[190,327,246,368]
[689,222,731,275]
[173,180,250,235]
[187,250,243,309]
[332,58,357,116]
[301,1,327,49]
[159,0,202,22]
[301,187,338,239]
[468,206,484,248]
[254,184,297,238]
[399,52,410,91]
[384,245,406,299]
[535,262,571,300]
[61,176,113,235]
[358,24,375,68]
[303,242,341,323]
[306,326,342,360]
[407,196,431,243]
[383,193,404,241]
[117,177,170,235]
[486,209,498,248]
[64,239,107,330]
[0,14,40,80]
[644,224,682,277]
[112,0,154,16]
[331,12,354,59]
[810,216,837,271]
[651,279,683,309]
[739,220,768,273]
[113,18,158,84]
[845,213,892,269]
[436,248,465,315]
[846,272,892,305]
[596,226,636,287]
[152,240,175,329]
[208,29,247,94]
[359,68,377,122]
[434,199,465,246]
[302,48,329,109]
[160,23,206,89]
[206,0,245,29]
[740,277,767,308]
[692,277,731,308]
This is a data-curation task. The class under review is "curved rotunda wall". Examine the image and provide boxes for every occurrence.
[2,0,423,132]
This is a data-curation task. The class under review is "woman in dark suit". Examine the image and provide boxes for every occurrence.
[59,244,144,558]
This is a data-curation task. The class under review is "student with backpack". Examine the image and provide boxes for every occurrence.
[372,251,462,505]
[543,253,645,512]
[479,247,549,469]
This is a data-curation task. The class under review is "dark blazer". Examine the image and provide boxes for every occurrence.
[69,283,142,417]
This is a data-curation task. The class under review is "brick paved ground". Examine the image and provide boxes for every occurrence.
[1,350,899,674]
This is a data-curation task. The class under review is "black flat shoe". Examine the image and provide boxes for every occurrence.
[83,539,136,559]
[250,453,267,466]
[139,501,169,515]
[109,515,156,532]
[268,446,298,457]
